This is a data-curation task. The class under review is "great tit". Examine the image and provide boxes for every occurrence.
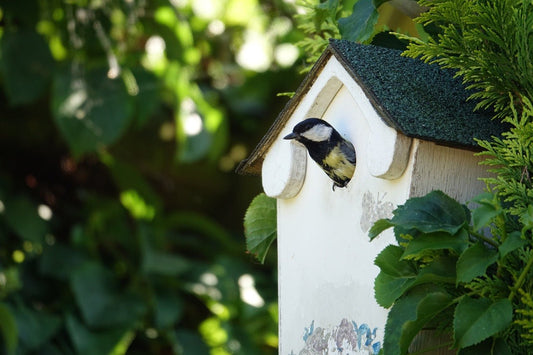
[284,118,356,190]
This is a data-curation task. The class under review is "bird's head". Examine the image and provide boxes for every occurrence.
[283,118,333,143]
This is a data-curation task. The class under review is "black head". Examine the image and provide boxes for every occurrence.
[283,118,334,143]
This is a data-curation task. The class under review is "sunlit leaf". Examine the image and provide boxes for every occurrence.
[369,218,394,240]
[338,0,379,43]
[244,193,277,264]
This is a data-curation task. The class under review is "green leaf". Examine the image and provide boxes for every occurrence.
[471,194,502,230]
[374,245,416,278]
[2,195,48,243]
[142,249,189,276]
[369,218,394,240]
[453,297,512,349]
[39,244,88,280]
[402,230,469,258]
[412,256,457,286]
[66,314,130,355]
[0,30,54,105]
[338,0,379,43]
[0,303,17,355]
[456,242,498,284]
[374,272,414,308]
[52,65,134,156]
[391,191,467,235]
[400,291,454,352]
[11,303,61,351]
[70,262,145,328]
[243,193,277,263]
[384,286,453,355]
[154,293,184,329]
[499,231,526,258]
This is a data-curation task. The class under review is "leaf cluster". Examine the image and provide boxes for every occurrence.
[295,0,385,72]
[370,191,533,354]
[400,0,533,117]
[477,97,533,217]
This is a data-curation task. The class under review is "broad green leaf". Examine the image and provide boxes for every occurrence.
[369,218,394,240]
[11,303,61,351]
[39,244,88,280]
[374,245,416,278]
[0,303,17,355]
[70,262,145,328]
[155,293,184,329]
[402,230,468,259]
[0,30,54,105]
[411,256,457,286]
[142,248,189,276]
[456,242,498,284]
[174,329,210,355]
[400,291,454,353]
[453,297,512,349]
[375,255,456,308]
[130,68,160,127]
[338,0,379,43]
[384,286,452,355]
[2,195,47,243]
[472,204,501,231]
[52,65,134,157]
[244,193,277,264]
[391,191,467,235]
[499,231,526,258]
[374,271,414,308]
[66,314,130,355]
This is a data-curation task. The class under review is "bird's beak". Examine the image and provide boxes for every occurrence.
[283,132,298,140]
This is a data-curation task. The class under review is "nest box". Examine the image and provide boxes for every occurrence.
[237,39,503,354]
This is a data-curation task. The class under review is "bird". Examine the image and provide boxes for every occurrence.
[284,118,356,190]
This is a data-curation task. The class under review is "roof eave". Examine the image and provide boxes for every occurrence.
[235,47,336,176]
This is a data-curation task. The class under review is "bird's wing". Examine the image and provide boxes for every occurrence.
[341,140,356,165]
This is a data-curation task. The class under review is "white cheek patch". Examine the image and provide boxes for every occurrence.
[300,124,333,142]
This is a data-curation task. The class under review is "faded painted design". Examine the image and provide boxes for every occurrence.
[360,191,395,233]
[293,319,381,354]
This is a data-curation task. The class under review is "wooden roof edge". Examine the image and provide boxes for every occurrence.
[235,47,335,176]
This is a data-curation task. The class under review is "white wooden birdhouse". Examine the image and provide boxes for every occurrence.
[237,39,503,354]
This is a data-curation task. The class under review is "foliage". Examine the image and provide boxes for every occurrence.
[370,191,533,354]
[244,193,277,264]
[399,0,533,117]
[477,97,533,217]
[295,0,408,72]
[369,0,533,353]
[0,0,303,353]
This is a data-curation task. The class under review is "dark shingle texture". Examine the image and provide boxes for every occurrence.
[329,39,504,149]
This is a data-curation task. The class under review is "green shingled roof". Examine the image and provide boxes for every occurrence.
[329,39,504,149]
[236,40,505,176]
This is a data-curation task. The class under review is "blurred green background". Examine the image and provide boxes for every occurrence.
[0,0,414,354]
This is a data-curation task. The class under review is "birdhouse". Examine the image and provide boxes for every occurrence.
[237,39,503,354]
